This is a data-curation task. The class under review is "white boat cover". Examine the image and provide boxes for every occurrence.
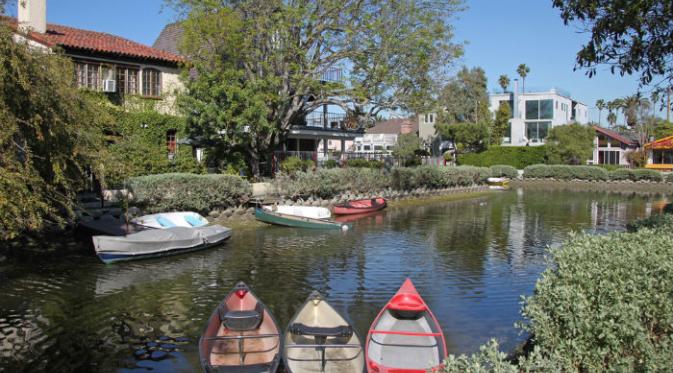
[131,212,209,229]
[487,177,506,183]
[263,205,331,220]
[93,225,231,256]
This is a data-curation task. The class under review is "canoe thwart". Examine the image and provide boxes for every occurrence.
[204,333,280,341]
[368,330,442,337]
[288,323,353,338]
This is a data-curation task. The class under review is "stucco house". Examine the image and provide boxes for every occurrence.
[589,126,638,166]
[354,118,418,154]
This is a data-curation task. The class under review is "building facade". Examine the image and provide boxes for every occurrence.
[489,87,589,146]
[645,136,673,171]
[353,118,418,153]
[589,126,637,166]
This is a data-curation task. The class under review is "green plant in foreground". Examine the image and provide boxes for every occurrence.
[489,165,518,179]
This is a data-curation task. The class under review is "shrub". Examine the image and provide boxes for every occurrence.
[667,173,673,183]
[129,173,251,213]
[523,164,608,181]
[439,339,516,373]
[626,150,648,168]
[458,146,546,169]
[392,166,491,190]
[520,228,673,371]
[627,212,673,232]
[596,164,624,172]
[631,168,663,182]
[322,159,338,169]
[608,168,635,181]
[281,156,314,173]
[346,159,384,168]
[274,168,390,198]
[489,165,518,179]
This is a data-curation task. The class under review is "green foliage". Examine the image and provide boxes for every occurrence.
[544,124,595,165]
[520,227,673,371]
[274,168,390,199]
[128,173,251,213]
[489,165,518,179]
[667,173,673,183]
[346,159,384,169]
[458,146,546,169]
[392,133,421,159]
[652,120,673,140]
[632,169,664,182]
[523,165,608,181]
[626,150,648,168]
[322,159,338,169]
[0,26,109,239]
[491,101,511,145]
[392,166,491,190]
[176,0,463,175]
[608,168,635,181]
[437,122,490,154]
[553,0,673,88]
[595,163,624,172]
[437,66,491,124]
[627,213,673,232]
[439,339,516,373]
[280,156,314,174]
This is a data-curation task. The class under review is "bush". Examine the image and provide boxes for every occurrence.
[627,212,673,232]
[458,146,546,169]
[439,339,516,373]
[346,159,384,168]
[523,164,608,181]
[631,168,663,182]
[129,173,251,213]
[489,165,518,179]
[520,227,673,371]
[280,156,314,173]
[392,166,491,190]
[274,168,390,198]
[608,168,634,181]
[667,173,673,183]
[322,159,338,169]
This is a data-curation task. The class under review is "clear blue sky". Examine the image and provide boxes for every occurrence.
[5,0,660,123]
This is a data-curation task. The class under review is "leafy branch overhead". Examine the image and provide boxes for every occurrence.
[171,0,464,175]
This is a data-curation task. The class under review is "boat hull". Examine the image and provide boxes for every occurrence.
[365,279,447,373]
[200,282,282,373]
[93,225,232,264]
[333,198,387,215]
[255,209,349,230]
[283,291,364,373]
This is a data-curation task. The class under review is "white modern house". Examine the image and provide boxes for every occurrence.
[489,84,589,146]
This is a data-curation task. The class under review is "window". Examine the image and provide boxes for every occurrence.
[652,150,673,164]
[142,68,162,97]
[526,100,553,120]
[526,121,551,141]
[117,67,139,95]
[598,134,610,147]
[75,62,100,90]
[429,114,434,123]
[503,121,511,144]
[363,145,371,151]
[166,130,177,154]
[598,150,620,165]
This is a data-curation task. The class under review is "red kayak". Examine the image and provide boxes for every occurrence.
[333,197,387,215]
[365,279,447,373]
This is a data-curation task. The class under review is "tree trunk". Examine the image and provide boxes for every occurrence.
[248,150,260,178]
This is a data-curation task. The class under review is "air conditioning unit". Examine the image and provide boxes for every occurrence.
[102,79,116,93]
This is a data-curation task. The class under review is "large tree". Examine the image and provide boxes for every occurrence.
[0,25,107,239]
[172,0,463,175]
[436,66,490,125]
[595,99,605,125]
[553,0,673,90]
[545,123,595,165]
[498,74,510,93]
[492,101,511,145]
[517,64,530,93]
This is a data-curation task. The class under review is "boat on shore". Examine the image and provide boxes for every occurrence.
[487,177,510,190]
[365,279,447,373]
[255,206,349,230]
[283,291,364,373]
[333,197,387,215]
[92,225,231,264]
[131,211,209,229]
[200,282,282,373]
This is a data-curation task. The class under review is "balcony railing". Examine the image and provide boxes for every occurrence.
[304,112,347,129]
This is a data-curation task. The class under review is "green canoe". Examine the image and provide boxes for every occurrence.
[255,208,351,230]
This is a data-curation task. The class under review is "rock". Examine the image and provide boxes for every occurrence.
[158,336,172,341]
[236,208,246,215]
[134,349,148,359]
[208,210,220,218]
[146,341,158,349]
[246,207,255,214]
[174,337,191,343]
[160,343,177,351]
[150,350,168,360]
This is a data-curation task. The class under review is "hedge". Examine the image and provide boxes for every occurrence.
[346,158,384,168]
[129,173,251,213]
[273,166,490,198]
[458,146,546,169]
[609,168,664,182]
[280,156,315,173]
[523,164,608,181]
[489,165,518,179]
[440,214,673,372]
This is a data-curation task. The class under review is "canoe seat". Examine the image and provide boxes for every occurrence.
[219,302,263,331]
[387,293,427,320]
[288,323,353,338]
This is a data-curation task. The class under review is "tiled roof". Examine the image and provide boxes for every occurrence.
[367,118,419,134]
[592,125,636,146]
[645,135,673,149]
[153,22,184,56]
[1,16,182,64]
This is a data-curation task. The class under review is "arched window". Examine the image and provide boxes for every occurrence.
[142,68,162,97]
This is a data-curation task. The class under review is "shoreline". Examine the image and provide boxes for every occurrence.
[512,179,673,194]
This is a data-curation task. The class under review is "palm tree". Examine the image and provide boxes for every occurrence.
[498,74,510,93]
[607,111,617,128]
[616,95,650,127]
[517,64,530,93]
[595,99,606,126]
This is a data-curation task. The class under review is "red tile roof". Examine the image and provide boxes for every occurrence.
[592,125,636,146]
[1,16,182,64]
[645,135,673,149]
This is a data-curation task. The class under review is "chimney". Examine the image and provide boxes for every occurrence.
[400,121,412,135]
[512,79,520,119]
[18,0,47,34]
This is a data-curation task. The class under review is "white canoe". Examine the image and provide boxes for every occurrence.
[93,225,231,264]
[263,205,331,220]
[131,211,209,229]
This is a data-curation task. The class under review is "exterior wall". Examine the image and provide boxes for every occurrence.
[12,32,51,51]
[489,89,589,147]
[353,134,398,153]
[590,135,632,166]
[418,113,437,144]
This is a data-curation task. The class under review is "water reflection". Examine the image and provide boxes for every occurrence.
[0,189,669,371]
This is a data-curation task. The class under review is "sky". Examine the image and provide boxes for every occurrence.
[4,0,663,123]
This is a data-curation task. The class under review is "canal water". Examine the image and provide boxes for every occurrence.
[0,189,668,372]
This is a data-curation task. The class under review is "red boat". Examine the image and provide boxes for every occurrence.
[333,197,387,215]
[365,279,447,373]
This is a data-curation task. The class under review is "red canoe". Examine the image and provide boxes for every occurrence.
[333,197,387,215]
[365,279,447,373]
